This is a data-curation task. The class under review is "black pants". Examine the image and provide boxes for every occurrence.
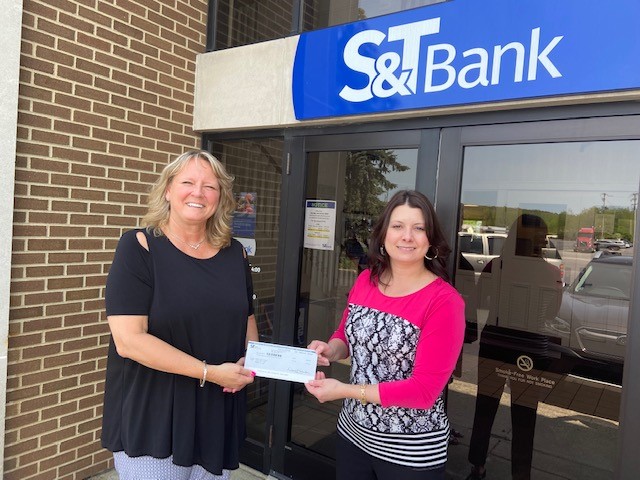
[336,435,446,480]
[468,393,537,480]
[468,348,543,479]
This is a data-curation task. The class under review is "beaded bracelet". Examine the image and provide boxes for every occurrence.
[359,384,367,406]
[199,360,207,387]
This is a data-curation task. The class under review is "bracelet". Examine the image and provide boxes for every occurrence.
[199,360,207,388]
[359,384,367,406]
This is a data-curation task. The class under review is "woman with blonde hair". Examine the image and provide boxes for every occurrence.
[102,150,258,479]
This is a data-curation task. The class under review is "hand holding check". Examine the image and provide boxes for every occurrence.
[244,341,318,383]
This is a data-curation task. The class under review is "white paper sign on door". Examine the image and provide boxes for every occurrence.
[303,200,336,251]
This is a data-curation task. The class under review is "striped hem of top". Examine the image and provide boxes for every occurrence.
[337,411,449,468]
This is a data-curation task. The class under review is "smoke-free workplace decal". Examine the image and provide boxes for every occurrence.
[292,0,640,120]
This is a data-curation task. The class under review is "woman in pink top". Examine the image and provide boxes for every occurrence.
[306,190,465,480]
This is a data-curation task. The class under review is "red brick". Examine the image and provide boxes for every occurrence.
[55,93,91,110]
[59,11,94,33]
[34,72,73,94]
[74,84,111,103]
[43,353,80,369]
[34,45,74,67]
[51,146,90,164]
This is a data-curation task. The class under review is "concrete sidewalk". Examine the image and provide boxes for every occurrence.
[89,464,268,480]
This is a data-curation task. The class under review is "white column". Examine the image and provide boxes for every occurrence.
[0,0,23,475]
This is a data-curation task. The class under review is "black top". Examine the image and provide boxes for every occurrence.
[101,229,254,475]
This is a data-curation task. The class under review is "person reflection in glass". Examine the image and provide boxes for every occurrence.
[344,228,368,273]
[466,214,563,480]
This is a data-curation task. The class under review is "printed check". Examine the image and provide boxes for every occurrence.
[244,341,317,383]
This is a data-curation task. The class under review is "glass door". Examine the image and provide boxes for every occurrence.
[279,131,431,479]
[264,115,640,479]
[438,119,640,480]
[209,137,285,472]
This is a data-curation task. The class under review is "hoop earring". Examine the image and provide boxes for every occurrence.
[379,245,386,256]
[425,246,438,260]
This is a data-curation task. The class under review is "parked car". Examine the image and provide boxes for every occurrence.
[458,231,507,274]
[458,231,564,282]
[595,238,627,251]
[545,253,632,364]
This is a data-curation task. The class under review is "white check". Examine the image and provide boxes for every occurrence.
[244,341,317,383]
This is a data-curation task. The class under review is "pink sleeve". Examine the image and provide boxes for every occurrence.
[328,271,368,347]
[329,303,349,347]
[378,292,465,409]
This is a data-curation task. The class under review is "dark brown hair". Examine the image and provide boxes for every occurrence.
[368,190,451,283]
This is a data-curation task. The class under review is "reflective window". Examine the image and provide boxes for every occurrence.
[487,235,506,255]
[291,148,418,458]
[450,140,640,479]
[302,0,447,30]
[215,0,294,50]
[213,0,448,50]
[460,234,483,255]
[210,137,284,446]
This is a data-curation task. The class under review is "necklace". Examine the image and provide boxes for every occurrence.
[167,229,206,250]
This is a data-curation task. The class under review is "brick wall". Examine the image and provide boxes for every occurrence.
[10,1,207,478]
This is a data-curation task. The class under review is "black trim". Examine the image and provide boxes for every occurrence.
[205,0,218,52]
[202,101,640,142]
[291,0,304,36]
[616,170,640,478]
[268,135,307,474]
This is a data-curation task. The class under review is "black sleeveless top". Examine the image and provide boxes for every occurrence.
[101,229,254,475]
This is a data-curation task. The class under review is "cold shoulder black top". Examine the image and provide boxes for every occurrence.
[101,229,254,475]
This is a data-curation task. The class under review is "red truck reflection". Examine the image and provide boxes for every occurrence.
[574,226,596,253]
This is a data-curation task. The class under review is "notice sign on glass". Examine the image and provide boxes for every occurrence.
[303,200,336,251]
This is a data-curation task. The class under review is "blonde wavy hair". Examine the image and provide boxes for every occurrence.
[142,150,236,248]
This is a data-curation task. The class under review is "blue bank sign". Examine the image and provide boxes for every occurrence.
[292,0,640,120]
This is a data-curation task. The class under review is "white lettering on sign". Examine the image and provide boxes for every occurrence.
[339,18,563,102]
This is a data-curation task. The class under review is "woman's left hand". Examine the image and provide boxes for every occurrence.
[305,372,345,403]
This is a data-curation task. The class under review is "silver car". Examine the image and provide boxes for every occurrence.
[545,254,631,363]
[595,238,627,251]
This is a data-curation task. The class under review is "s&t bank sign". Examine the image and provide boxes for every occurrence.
[292,0,640,120]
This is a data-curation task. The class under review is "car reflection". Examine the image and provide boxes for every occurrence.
[546,252,631,364]
[595,238,629,251]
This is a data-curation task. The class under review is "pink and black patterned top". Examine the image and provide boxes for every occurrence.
[331,269,465,468]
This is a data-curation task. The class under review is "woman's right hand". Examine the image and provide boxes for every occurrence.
[305,371,346,403]
[307,340,334,367]
[211,362,255,391]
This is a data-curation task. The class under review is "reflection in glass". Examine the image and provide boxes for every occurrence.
[213,0,448,50]
[211,138,284,447]
[302,0,447,31]
[451,141,640,479]
[291,149,417,458]
[467,214,563,480]
[554,255,631,363]
[215,0,294,50]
